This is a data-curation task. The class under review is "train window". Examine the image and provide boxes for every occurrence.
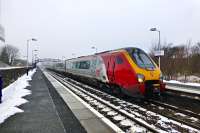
[96,59,100,65]
[75,62,80,69]
[86,61,90,69]
[79,61,90,69]
[91,59,97,69]
[97,59,103,65]
[92,59,97,66]
[116,56,123,64]
[72,62,76,69]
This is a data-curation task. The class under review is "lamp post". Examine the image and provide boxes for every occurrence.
[32,49,38,65]
[26,38,37,75]
[91,46,97,54]
[150,28,161,69]
[62,56,66,72]
[34,53,38,67]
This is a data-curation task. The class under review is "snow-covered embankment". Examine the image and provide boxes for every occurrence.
[0,69,36,124]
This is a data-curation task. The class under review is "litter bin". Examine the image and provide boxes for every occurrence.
[0,75,2,103]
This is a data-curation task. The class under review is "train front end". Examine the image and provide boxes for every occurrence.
[125,48,165,97]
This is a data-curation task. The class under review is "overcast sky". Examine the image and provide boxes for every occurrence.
[1,0,200,60]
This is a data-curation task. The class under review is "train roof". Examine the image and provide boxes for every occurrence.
[95,47,141,55]
[65,47,142,61]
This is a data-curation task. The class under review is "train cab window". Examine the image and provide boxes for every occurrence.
[116,56,123,64]
[130,48,155,69]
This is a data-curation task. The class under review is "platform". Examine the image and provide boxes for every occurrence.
[43,70,117,133]
[0,69,86,133]
[0,68,116,133]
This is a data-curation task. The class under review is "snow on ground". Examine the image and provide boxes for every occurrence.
[0,69,36,124]
[164,80,200,87]
[177,75,200,83]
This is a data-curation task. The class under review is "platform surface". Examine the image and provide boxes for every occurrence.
[0,69,87,133]
[43,70,117,133]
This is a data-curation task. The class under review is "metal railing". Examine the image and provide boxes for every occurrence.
[165,81,200,95]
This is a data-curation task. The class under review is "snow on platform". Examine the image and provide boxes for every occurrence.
[0,69,36,124]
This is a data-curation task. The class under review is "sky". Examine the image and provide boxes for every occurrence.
[1,0,200,60]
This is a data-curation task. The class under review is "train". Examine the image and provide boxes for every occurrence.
[64,47,165,98]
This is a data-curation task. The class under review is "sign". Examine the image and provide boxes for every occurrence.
[154,50,164,56]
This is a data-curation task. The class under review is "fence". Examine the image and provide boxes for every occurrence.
[0,67,33,88]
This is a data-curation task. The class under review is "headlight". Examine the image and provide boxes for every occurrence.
[137,74,145,83]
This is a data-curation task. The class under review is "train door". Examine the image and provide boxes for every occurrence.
[114,54,124,86]
[107,55,116,83]
[114,53,137,90]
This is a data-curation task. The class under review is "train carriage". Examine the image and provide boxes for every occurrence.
[65,47,165,98]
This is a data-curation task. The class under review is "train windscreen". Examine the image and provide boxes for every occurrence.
[126,48,156,69]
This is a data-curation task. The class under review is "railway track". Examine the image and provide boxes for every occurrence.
[130,99,200,130]
[49,72,161,133]
[148,99,200,120]
[49,71,200,133]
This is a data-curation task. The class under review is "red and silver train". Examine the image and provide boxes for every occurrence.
[65,47,165,97]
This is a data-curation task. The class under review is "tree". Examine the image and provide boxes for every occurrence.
[149,40,200,81]
[190,42,200,74]
[0,47,9,64]
[0,45,19,65]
